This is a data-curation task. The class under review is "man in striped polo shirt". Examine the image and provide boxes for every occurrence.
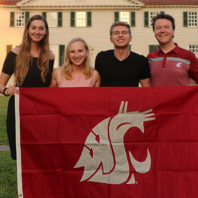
[147,13,198,86]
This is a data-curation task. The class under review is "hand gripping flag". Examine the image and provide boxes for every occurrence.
[15,87,198,198]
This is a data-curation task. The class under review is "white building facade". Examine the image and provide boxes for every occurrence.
[0,0,198,74]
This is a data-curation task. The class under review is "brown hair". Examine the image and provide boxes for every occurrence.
[15,15,50,86]
[110,21,131,36]
[62,38,92,80]
[152,13,175,31]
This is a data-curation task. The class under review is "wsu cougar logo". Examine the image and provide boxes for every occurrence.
[74,101,155,184]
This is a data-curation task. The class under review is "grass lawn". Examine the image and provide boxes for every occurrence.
[0,96,17,197]
[0,151,17,198]
[0,96,9,145]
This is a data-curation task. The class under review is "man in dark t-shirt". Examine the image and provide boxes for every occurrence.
[95,21,151,87]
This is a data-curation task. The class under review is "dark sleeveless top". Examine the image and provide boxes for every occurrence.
[2,51,54,87]
[2,51,54,160]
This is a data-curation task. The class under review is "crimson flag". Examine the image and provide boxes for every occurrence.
[15,87,198,198]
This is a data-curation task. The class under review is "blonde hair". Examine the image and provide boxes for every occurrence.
[110,21,131,36]
[62,38,92,80]
[15,15,50,86]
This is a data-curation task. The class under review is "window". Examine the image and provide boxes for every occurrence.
[144,11,165,27]
[76,12,86,27]
[149,12,158,26]
[70,12,91,27]
[50,45,65,67]
[183,12,198,27]
[114,12,135,27]
[16,12,25,27]
[42,12,62,27]
[48,12,57,27]
[120,12,130,24]
[188,12,197,26]
[189,45,198,55]
[10,12,30,27]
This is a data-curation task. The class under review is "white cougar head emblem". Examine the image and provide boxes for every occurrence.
[74,101,155,184]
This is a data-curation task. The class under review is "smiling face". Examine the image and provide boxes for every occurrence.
[28,19,47,43]
[68,40,89,67]
[110,25,132,49]
[154,18,174,46]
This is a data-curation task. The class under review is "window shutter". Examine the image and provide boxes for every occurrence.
[25,12,30,24]
[59,45,65,66]
[144,11,149,27]
[149,45,158,53]
[130,12,135,27]
[87,12,92,27]
[7,45,12,54]
[70,12,75,27]
[183,12,188,27]
[42,12,47,18]
[114,12,119,22]
[10,12,15,27]
[58,12,62,27]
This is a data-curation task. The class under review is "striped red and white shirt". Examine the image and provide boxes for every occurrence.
[147,44,198,86]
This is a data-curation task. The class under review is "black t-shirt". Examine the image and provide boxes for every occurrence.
[95,50,151,87]
[2,51,54,87]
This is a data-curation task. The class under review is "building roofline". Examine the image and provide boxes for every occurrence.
[139,0,198,5]
[0,0,21,5]
[1,0,198,6]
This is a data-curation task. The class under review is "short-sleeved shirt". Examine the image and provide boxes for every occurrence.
[147,44,198,86]
[2,51,54,87]
[95,50,150,87]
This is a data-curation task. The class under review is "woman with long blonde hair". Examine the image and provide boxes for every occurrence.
[50,38,100,87]
[0,15,55,159]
